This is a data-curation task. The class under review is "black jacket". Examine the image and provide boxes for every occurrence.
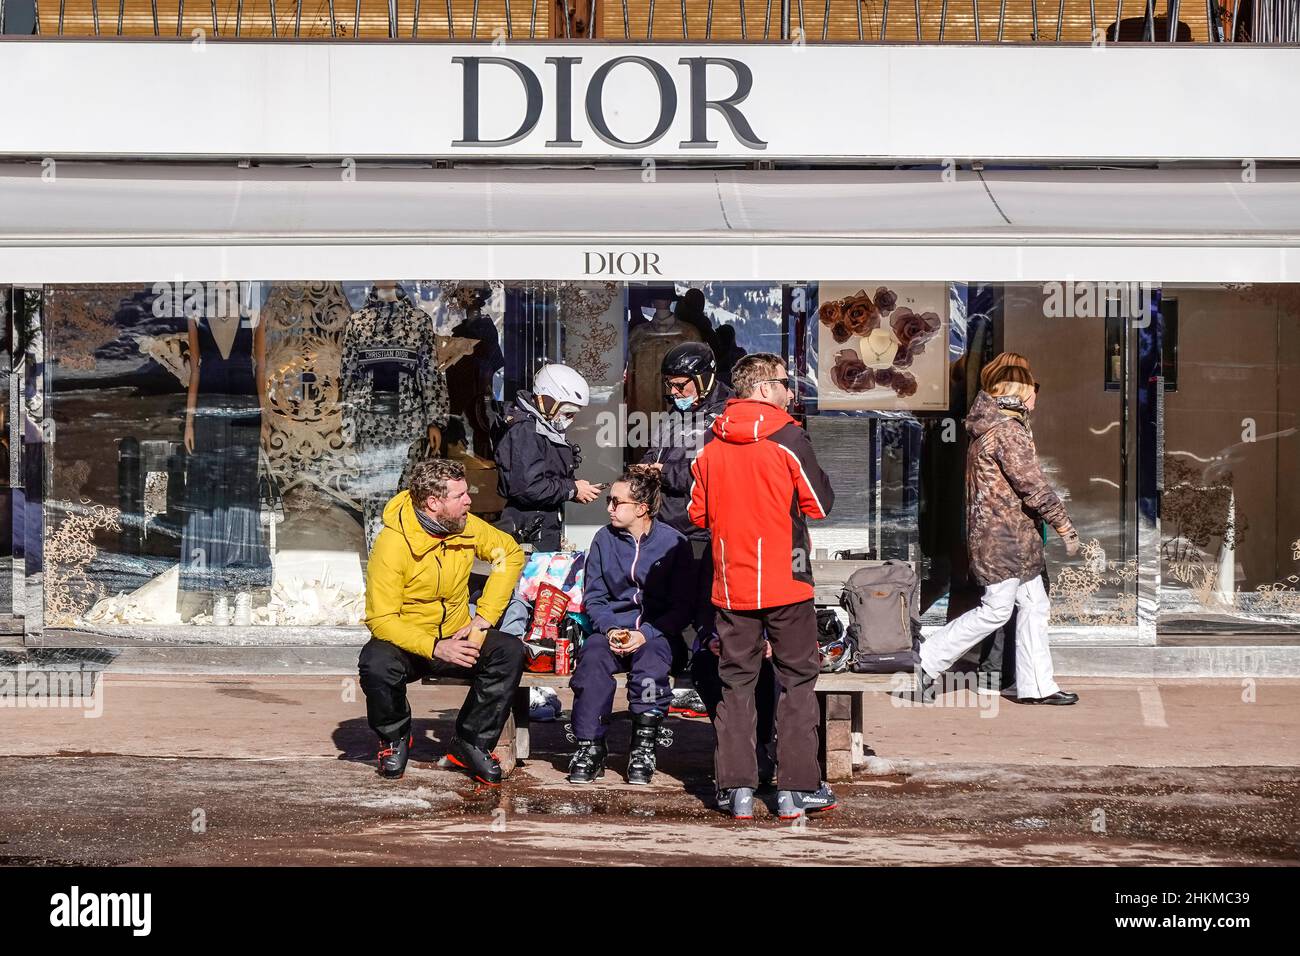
[640,381,734,541]
[494,394,580,551]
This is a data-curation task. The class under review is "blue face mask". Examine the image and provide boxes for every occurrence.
[673,397,697,411]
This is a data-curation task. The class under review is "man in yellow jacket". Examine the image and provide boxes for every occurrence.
[358,458,526,784]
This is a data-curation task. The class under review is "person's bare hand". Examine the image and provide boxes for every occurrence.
[707,636,720,656]
[763,640,773,659]
[615,630,646,654]
[574,480,602,504]
[647,463,664,472]
[433,636,480,668]
[183,418,195,454]
[450,615,493,642]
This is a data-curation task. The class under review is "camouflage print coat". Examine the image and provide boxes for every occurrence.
[964,391,1072,586]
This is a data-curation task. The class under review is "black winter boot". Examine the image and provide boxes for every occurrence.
[566,738,608,784]
[626,711,672,785]
[377,733,413,780]
[443,737,503,786]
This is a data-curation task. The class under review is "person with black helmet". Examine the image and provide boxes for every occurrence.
[495,363,602,552]
[641,341,732,545]
[641,342,779,777]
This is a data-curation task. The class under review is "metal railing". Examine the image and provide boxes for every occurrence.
[2,0,1295,41]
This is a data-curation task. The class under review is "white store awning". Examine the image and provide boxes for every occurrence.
[3,164,1300,283]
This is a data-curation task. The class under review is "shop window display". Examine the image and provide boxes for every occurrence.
[24,279,1300,639]
[0,287,13,618]
[1159,283,1300,633]
[996,283,1135,630]
[622,281,783,467]
[800,280,1138,633]
[39,281,507,630]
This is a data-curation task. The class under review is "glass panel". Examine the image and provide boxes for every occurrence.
[42,280,510,631]
[29,275,1211,644]
[0,286,11,622]
[1159,283,1300,634]
[16,286,45,631]
[999,282,1136,630]
[797,280,1137,632]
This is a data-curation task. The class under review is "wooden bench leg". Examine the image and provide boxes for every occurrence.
[511,685,531,761]
[851,691,865,768]
[820,691,854,783]
[496,707,518,776]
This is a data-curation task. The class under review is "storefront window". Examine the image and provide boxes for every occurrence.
[797,280,1139,632]
[27,278,1300,638]
[1159,283,1300,634]
[0,286,12,620]
[997,282,1137,630]
[41,280,507,629]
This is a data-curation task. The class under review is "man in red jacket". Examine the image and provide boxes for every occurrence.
[689,352,836,820]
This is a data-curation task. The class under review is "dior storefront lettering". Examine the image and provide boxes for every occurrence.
[584,252,664,276]
[452,56,768,151]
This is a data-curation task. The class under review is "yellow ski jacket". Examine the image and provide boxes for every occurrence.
[364,491,525,658]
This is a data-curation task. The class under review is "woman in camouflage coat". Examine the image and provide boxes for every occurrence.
[917,366,1083,704]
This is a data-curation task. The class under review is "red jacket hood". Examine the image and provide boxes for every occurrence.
[710,398,794,445]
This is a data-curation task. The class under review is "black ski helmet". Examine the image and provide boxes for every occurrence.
[661,342,717,402]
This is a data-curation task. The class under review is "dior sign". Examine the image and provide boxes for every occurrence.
[452,56,768,151]
[584,251,664,276]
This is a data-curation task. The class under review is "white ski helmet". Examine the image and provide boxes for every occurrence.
[533,363,590,410]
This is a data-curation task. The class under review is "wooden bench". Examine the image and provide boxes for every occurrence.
[420,670,896,781]
[427,557,906,781]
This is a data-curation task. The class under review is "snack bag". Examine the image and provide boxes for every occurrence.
[523,583,570,673]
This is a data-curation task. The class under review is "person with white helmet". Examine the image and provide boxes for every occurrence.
[494,363,601,551]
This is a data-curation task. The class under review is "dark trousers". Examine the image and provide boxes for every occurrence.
[690,645,778,752]
[715,599,822,792]
[569,632,674,740]
[688,537,718,638]
[669,537,718,676]
[500,505,562,553]
[357,631,525,751]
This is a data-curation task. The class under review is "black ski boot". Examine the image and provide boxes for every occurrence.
[626,711,672,785]
[377,733,413,780]
[442,737,503,786]
[566,738,608,784]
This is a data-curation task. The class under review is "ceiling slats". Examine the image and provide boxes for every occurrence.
[38,0,1218,40]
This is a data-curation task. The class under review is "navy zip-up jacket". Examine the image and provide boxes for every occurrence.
[583,519,694,644]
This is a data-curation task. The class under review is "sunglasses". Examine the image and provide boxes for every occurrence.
[760,377,791,390]
[606,496,638,509]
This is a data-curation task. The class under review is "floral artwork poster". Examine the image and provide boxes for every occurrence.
[815,282,949,411]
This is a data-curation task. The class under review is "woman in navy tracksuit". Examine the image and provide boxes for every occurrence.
[566,466,692,786]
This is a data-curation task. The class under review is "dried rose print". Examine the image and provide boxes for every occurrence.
[873,286,897,315]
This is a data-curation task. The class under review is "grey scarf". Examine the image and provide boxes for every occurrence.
[415,507,458,538]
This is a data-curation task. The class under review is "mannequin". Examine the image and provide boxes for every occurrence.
[340,282,449,549]
[179,306,272,623]
[858,327,899,369]
[626,297,702,425]
[444,287,504,458]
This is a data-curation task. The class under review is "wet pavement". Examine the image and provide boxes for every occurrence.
[1,675,1297,866]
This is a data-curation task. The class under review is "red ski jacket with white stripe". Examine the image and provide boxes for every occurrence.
[688,398,835,611]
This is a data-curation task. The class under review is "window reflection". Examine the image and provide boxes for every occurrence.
[27,279,1299,638]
